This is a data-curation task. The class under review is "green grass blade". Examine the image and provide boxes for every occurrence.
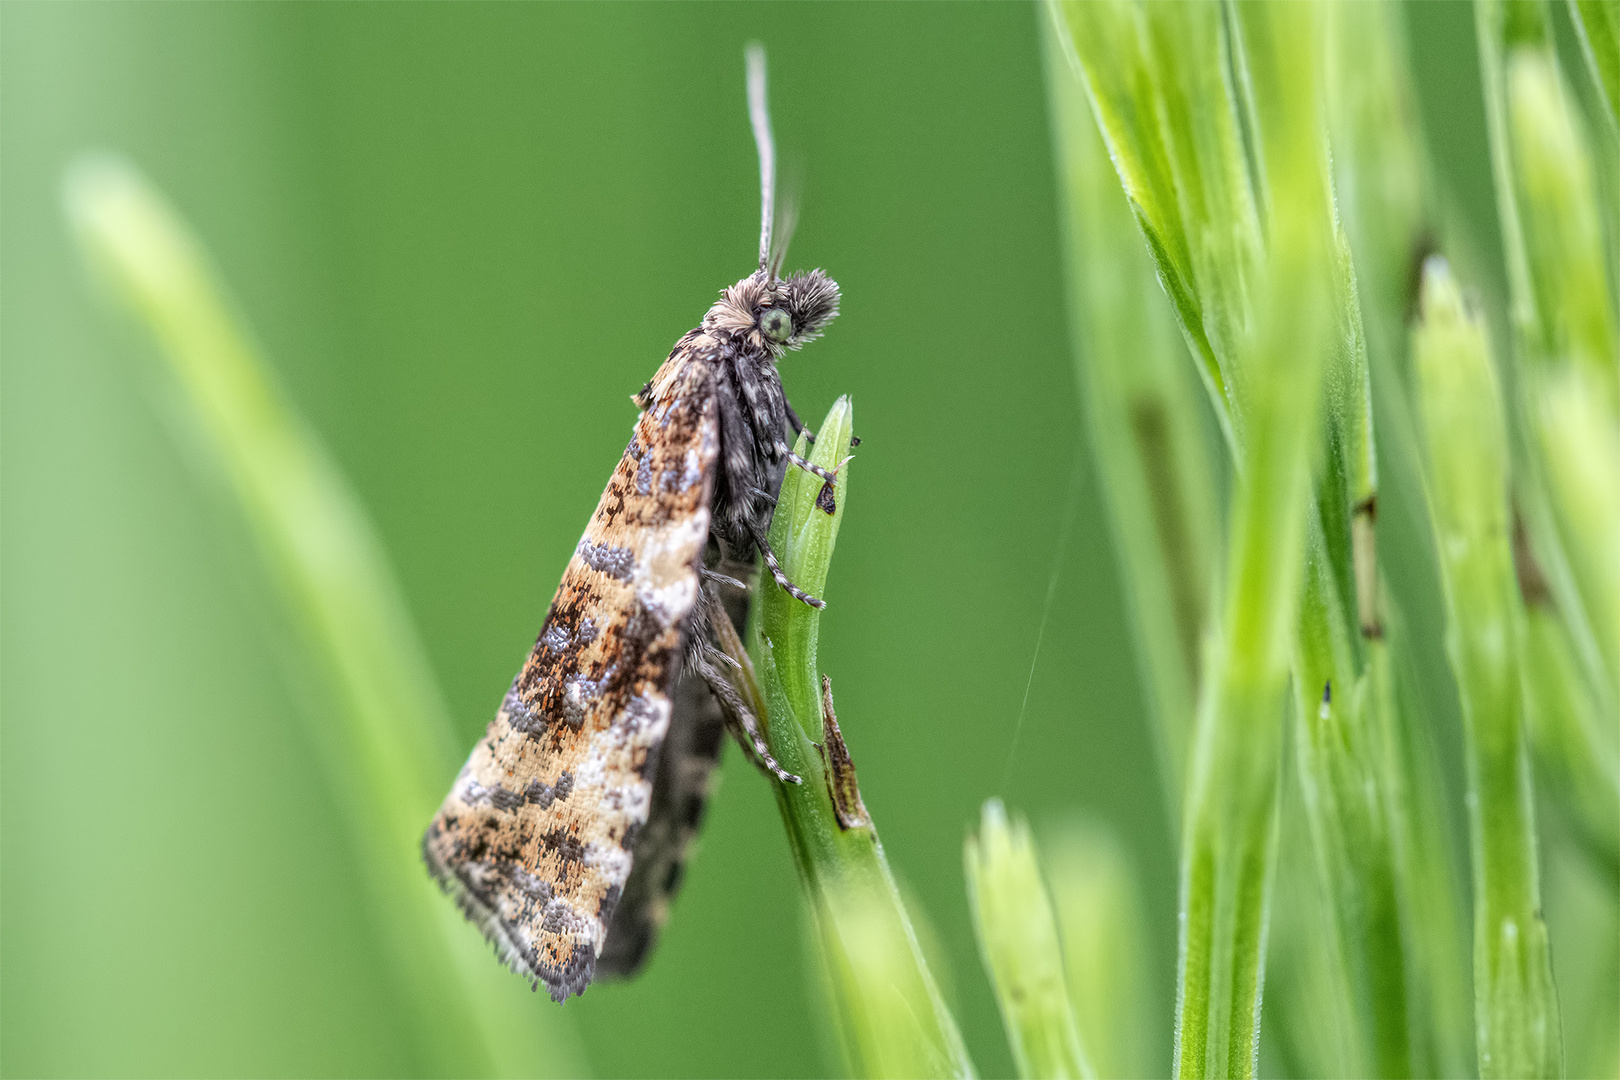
[1376,624,1478,1080]
[1050,0,1255,451]
[745,399,974,1080]
[1323,10,1484,1075]
[64,155,579,1079]
[1503,45,1620,712]
[1505,49,1618,391]
[1324,0,1430,380]
[1522,600,1620,872]
[1568,0,1620,130]
[1290,546,1416,1079]
[1480,0,1620,882]
[1173,6,1338,1076]
[965,801,1095,1080]
[1412,258,1562,1080]
[1043,821,1152,1080]
[1041,0,1221,804]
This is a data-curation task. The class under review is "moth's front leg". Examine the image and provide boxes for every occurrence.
[786,400,816,445]
[775,441,842,485]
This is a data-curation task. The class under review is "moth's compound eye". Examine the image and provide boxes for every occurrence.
[760,308,793,342]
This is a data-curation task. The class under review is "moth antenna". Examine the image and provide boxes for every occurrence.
[769,185,799,280]
[745,43,775,279]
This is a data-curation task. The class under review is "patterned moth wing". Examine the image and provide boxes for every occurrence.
[595,546,756,979]
[423,347,719,1002]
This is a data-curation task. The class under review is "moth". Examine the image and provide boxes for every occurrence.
[422,47,841,1003]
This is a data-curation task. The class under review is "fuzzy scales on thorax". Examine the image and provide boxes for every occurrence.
[650,273,793,560]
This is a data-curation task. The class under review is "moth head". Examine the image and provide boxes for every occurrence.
[740,49,840,354]
[756,269,840,352]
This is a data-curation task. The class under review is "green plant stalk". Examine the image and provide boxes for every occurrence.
[1041,3,1221,804]
[1283,207,1420,1080]
[1324,9,1480,1074]
[1175,383,1327,1079]
[1287,42,1412,1052]
[1241,11,1378,651]
[1261,764,1359,1080]
[1478,0,1620,722]
[1043,820,1152,1080]
[1324,0,1429,386]
[1290,534,1413,1079]
[1375,620,1478,1080]
[1479,2,1620,939]
[742,398,974,1080]
[1504,49,1617,395]
[1413,259,1561,1080]
[64,156,577,1079]
[1522,598,1620,873]
[1568,0,1620,131]
[1175,7,1339,1075]
[965,801,1095,1080]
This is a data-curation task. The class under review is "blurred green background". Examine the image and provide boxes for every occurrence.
[0,3,1496,1078]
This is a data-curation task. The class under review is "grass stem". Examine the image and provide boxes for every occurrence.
[64,155,579,1078]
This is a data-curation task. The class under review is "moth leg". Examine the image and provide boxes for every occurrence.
[775,442,843,485]
[786,401,816,445]
[693,649,800,785]
[787,405,862,450]
[700,566,749,592]
[749,523,825,609]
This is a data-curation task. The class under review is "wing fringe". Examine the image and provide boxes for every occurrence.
[421,831,595,1003]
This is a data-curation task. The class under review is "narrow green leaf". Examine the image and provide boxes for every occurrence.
[1041,0,1221,801]
[63,155,580,1078]
[1172,6,1338,1076]
[1507,49,1618,391]
[1290,551,1415,1079]
[1377,624,1479,1080]
[1481,3,1620,868]
[1050,0,1252,450]
[1412,258,1562,1080]
[1522,600,1620,873]
[1043,821,1152,1080]
[965,801,1095,1080]
[1568,0,1620,130]
[1504,48,1620,712]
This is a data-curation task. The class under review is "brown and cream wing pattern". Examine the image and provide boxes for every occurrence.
[423,341,719,1002]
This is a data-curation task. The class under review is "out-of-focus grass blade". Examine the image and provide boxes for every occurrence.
[1370,624,1476,1080]
[1568,0,1620,129]
[1324,8,1480,1075]
[1042,820,1151,1080]
[964,801,1094,1080]
[1172,6,1337,1075]
[1522,599,1620,872]
[744,399,975,1080]
[1506,49,1617,394]
[1501,45,1619,711]
[1290,561,1414,1079]
[64,155,579,1079]
[1479,1,1620,933]
[1040,0,1220,805]
[1412,257,1561,1080]
[1050,0,1255,450]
